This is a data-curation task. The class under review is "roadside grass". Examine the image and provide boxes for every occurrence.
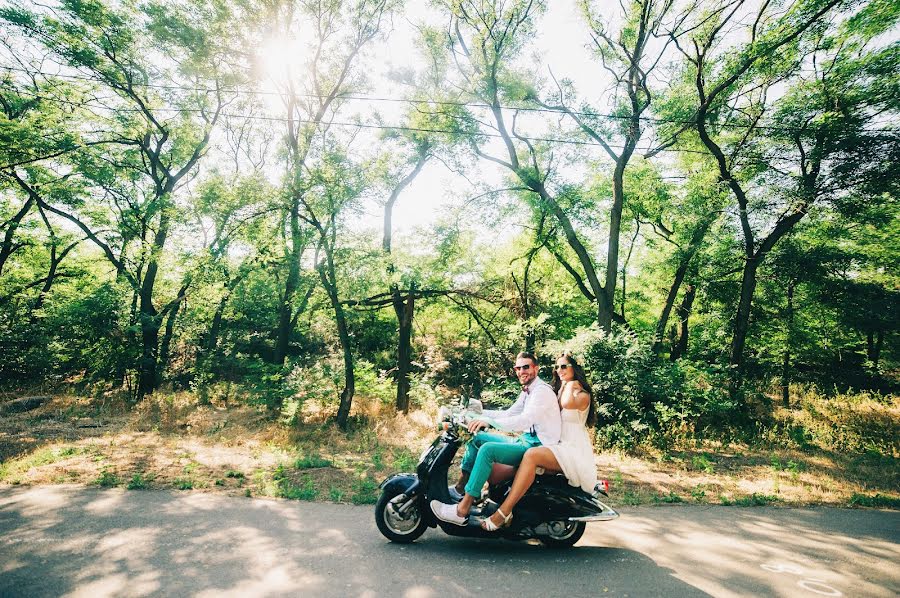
[0,445,93,484]
[848,493,900,509]
[0,386,897,509]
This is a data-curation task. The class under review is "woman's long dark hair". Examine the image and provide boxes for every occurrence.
[550,352,597,427]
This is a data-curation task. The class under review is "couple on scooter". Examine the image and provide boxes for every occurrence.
[430,350,598,531]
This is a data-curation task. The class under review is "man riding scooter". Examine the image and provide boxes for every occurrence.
[430,351,561,526]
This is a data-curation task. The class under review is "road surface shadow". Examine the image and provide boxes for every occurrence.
[0,485,707,597]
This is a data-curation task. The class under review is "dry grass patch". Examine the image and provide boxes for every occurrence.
[0,391,433,504]
[1,389,897,509]
[596,442,898,507]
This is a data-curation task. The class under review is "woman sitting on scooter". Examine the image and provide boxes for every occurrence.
[482,352,598,531]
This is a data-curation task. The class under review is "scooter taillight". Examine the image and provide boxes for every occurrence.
[598,479,610,493]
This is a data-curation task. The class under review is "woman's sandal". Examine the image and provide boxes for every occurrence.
[480,508,513,532]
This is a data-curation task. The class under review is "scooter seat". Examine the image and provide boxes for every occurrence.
[534,472,570,485]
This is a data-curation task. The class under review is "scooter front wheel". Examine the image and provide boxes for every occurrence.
[539,521,586,548]
[375,487,428,543]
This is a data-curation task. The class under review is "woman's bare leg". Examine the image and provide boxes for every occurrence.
[486,447,561,526]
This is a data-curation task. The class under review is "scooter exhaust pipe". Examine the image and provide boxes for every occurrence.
[568,501,619,522]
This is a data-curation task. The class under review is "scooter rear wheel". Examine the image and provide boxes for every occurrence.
[375,488,428,543]
[539,521,586,548]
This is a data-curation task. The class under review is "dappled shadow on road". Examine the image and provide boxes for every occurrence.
[376,538,709,597]
[0,485,708,597]
[587,506,900,598]
[1,486,338,596]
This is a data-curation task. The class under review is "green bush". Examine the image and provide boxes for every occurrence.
[127,473,150,490]
[354,360,394,405]
[848,493,900,508]
[96,470,120,487]
[546,325,734,449]
[294,454,332,469]
[0,280,135,384]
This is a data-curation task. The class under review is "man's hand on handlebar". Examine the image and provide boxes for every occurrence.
[467,419,490,434]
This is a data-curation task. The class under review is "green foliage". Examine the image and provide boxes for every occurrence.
[278,476,318,501]
[96,470,120,487]
[353,360,394,405]
[0,279,134,383]
[294,454,332,469]
[0,0,896,459]
[350,477,379,505]
[848,493,900,509]
[126,473,150,490]
[730,493,780,507]
[784,389,900,455]
[0,445,87,482]
[691,454,715,473]
[547,326,736,448]
[653,491,684,504]
[391,448,418,472]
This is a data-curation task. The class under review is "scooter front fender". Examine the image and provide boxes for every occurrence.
[379,473,420,496]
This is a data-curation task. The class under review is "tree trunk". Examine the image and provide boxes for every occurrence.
[158,294,185,384]
[137,210,171,399]
[0,196,33,277]
[206,289,229,357]
[274,203,304,366]
[670,284,695,361]
[729,257,761,395]
[867,330,883,372]
[32,241,77,312]
[539,185,613,326]
[781,282,794,407]
[319,247,354,429]
[602,162,628,331]
[138,309,160,399]
[655,263,689,355]
[393,286,414,413]
[381,151,428,412]
[653,212,717,354]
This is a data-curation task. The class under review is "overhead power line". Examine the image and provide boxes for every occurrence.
[5,87,714,158]
[5,64,893,135]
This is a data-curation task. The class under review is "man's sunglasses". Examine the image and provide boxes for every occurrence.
[554,364,571,370]
[513,364,532,371]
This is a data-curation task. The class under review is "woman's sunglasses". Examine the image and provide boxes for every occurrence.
[554,364,571,370]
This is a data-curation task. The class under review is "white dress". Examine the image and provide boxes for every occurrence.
[548,398,598,494]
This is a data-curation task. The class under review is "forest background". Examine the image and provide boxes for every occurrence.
[0,0,897,506]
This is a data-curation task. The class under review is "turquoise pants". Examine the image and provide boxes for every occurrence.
[461,431,541,498]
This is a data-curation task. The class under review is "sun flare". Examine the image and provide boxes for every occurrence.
[256,35,307,81]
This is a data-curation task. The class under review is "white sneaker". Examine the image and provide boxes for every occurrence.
[430,500,468,526]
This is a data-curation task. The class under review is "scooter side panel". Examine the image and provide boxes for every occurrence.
[513,478,608,523]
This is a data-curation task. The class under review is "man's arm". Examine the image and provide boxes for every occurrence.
[491,387,557,433]
[482,393,526,419]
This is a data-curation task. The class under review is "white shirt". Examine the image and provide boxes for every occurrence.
[483,377,561,446]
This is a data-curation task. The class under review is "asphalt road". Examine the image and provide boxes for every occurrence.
[1,485,897,597]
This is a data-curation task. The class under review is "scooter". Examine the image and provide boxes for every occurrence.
[375,401,618,548]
